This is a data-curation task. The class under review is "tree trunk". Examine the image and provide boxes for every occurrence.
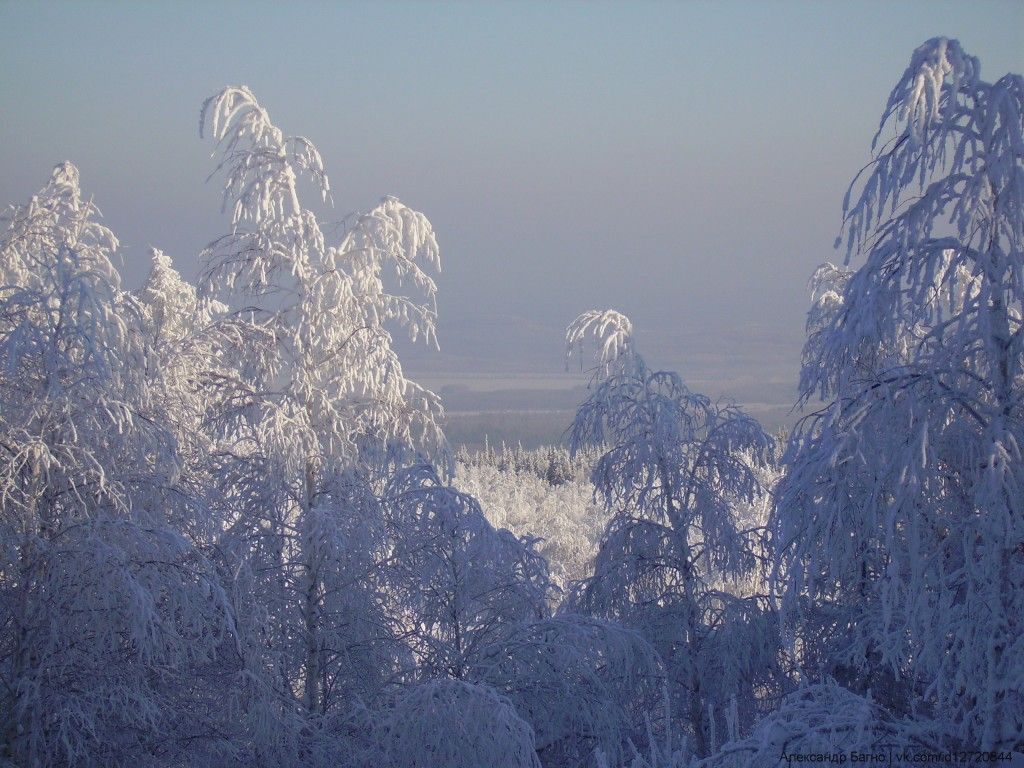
[658,458,709,758]
[300,458,321,714]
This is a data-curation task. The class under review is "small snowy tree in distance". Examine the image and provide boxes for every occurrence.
[565,310,775,758]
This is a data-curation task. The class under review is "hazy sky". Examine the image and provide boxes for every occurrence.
[2,1,1022,392]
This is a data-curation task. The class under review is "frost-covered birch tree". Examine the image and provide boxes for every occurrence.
[775,38,1024,749]
[0,164,232,766]
[196,85,447,740]
[133,248,232,549]
[384,464,552,682]
[473,614,665,768]
[565,311,777,758]
[375,679,543,768]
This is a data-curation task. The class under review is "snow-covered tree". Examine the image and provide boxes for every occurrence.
[0,164,232,766]
[384,463,552,681]
[775,38,1024,748]
[198,85,446,474]
[133,248,232,549]
[375,679,542,768]
[703,682,950,768]
[473,614,664,768]
[196,85,448,734]
[565,311,777,758]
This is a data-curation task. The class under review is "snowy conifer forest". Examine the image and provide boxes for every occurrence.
[0,35,1021,767]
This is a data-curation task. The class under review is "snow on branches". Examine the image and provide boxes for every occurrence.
[565,310,777,758]
[777,38,1024,749]
[377,679,542,768]
[567,309,635,377]
[198,85,445,472]
[0,164,232,767]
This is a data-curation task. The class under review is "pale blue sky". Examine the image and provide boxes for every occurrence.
[2,1,1022,389]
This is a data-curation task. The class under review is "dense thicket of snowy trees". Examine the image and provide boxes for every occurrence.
[0,37,1019,766]
[453,443,611,589]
